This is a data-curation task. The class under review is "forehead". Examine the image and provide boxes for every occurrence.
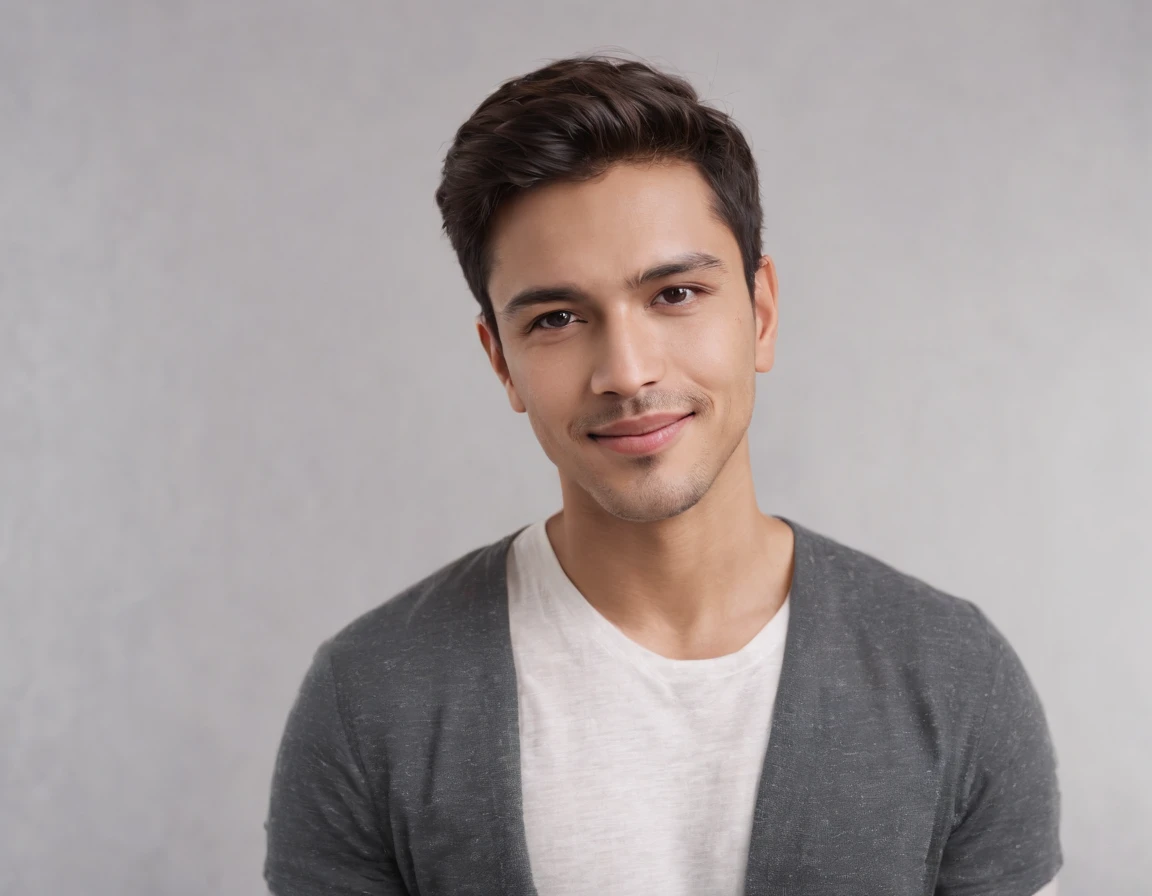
[487,159,736,302]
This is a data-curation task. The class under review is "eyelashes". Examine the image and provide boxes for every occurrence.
[525,286,704,334]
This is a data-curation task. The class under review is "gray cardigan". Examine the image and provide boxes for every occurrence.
[264,516,1062,895]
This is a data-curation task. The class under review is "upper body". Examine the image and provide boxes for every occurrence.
[264,514,1062,895]
[266,54,1061,894]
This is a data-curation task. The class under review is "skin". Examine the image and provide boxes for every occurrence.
[478,158,794,661]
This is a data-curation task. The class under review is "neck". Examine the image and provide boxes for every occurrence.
[545,442,794,646]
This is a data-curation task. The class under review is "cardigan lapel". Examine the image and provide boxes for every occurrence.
[474,524,539,895]
[739,514,830,893]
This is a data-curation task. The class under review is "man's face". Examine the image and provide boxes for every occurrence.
[481,159,778,524]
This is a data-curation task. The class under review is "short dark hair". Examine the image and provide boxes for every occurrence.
[434,53,764,351]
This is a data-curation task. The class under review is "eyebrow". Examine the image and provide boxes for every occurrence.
[497,251,729,323]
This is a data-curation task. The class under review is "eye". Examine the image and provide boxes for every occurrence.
[527,309,579,332]
[657,286,699,306]
[525,286,703,333]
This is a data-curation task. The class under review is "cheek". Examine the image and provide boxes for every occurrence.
[680,322,758,425]
[681,320,751,384]
[519,380,575,450]
[520,359,584,412]
[524,405,584,473]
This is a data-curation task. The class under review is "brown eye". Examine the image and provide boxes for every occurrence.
[658,286,700,305]
[532,310,576,331]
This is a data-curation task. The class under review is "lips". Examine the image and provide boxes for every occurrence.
[589,413,695,456]
[590,412,695,438]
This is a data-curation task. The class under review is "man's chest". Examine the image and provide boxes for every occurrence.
[516,654,778,895]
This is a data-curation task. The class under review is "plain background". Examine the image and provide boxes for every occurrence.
[2,2,1148,894]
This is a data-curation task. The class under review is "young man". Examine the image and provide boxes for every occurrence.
[264,55,1062,895]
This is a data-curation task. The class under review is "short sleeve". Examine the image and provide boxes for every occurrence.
[264,641,409,895]
[935,609,1063,896]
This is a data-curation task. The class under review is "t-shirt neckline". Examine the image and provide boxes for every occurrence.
[517,518,790,682]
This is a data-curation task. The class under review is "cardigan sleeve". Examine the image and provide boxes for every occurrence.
[264,641,409,895]
[935,609,1063,896]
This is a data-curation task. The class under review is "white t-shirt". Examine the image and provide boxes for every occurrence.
[506,518,789,895]
[505,518,1061,896]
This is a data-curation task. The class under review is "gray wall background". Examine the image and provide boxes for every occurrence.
[2,2,1148,893]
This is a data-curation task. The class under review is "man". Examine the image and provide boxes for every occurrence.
[264,54,1062,895]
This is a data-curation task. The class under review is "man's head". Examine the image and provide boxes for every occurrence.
[434,54,779,524]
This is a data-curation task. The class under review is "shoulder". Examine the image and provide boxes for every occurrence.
[312,526,525,698]
[788,519,1053,810]
[789,518,1009,693]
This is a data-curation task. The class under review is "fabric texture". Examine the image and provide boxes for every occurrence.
[264,515,1062,895]
[507,518,790,894]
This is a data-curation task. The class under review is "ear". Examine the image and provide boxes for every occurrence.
[752,255,780,374]
[476,314,527,413]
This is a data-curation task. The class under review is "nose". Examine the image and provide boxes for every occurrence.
[587,311,665,398]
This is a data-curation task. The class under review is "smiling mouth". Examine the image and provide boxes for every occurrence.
[589,412,696,438]
[587,413,695,455]
[589,414,692,438]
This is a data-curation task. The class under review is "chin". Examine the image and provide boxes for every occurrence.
[587,476,712,524]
